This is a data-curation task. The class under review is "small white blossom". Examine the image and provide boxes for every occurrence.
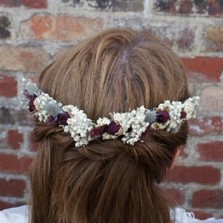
[96,117,111,126]
[62,105,94,147]
[34,93,59,122]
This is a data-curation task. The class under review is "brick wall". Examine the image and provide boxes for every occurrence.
[0,0,223,219]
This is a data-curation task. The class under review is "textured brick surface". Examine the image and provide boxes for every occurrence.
[0,0,47,8]
[165,166,221,184]
[176,28,195,50]
[0,201,17,210]
[200,86,223,111]
[193,211,213,220]
[0,154,33,174]
[205,25,223,52]
[7,129,23,150]
[192,190,223,208]
[61,0,144,11]
[198,141,223,161]
[208,0,223,16]
[0,107,30,125]
[0,46,49,72]
[165,188,185,205]
[189,116,223,136]
[154,0,223,16]
[0,178,26,197]
[20,15,104,41]
[178,0,193,14]
[0,74,17,97]
[182,57,223,82]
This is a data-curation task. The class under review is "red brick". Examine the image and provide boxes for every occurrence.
[0,46,49,73]
[208,0,223,16]
[21,0,47,8]
[193,210,213,219]
[181,57,223,82]
[0,0,20,7]
[0,0,47,8]
[200,86,223,112]
[177,28,195,50]
[0,178,26,197]
[0,201,24,210]
[0,107,30,125]
[20,14,104,41]
[7,129,23,150]
[189,116,223,136]
[0,201,14,210]
[165,166,221,184]
[154,0,177,13]
[205,25,223,51]
[154,0,209,14]
[198,141,223,161]
[192,190,223,208]
[178,0,192,14]
[165,188,185,205]
[0,154,33,174]
[0,74,17,97]
[29,132,38,152]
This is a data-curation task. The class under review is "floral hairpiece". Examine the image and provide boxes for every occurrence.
[20,78,200,147]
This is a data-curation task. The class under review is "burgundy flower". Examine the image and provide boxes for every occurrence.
[57,113,71,125]
[106,121,121,135]
[156,111,170,123]
[28,95,37,112]
[23,90,37,112]
[90,126,106,139]
[47,113,71,125]
[180,111,187,119]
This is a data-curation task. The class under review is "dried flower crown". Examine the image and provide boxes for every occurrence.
[20,78,200,147]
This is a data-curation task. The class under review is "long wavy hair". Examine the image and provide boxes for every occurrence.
[30,28,189,223]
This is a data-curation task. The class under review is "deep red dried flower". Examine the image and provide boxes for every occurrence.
[156,110,170,123]
[106,121,121,135]
[57,113,71,125]
[90,126,106,139]
[28,96,37,112]
[180,111,187,119]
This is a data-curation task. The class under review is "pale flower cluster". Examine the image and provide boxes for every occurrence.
[151,97,200,133]
[112,106,149,145]
[19,78,40,108]
[62,105,94,147]
[34,93,62,122]
[183,96,200,119]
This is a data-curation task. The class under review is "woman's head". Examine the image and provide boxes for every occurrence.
[30,28,189,223]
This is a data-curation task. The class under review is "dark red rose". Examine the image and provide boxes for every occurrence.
[180,111,187,119]
[57,113,71,125]
[106,121,121,135]
[90,126,106,139]
[28,95,37,112]
[156,111,170,123]
[23,90,37,112]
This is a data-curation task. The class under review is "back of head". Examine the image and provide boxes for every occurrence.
[30,28,189,223]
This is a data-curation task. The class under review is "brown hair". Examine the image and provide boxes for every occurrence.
[30,28,189,223]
